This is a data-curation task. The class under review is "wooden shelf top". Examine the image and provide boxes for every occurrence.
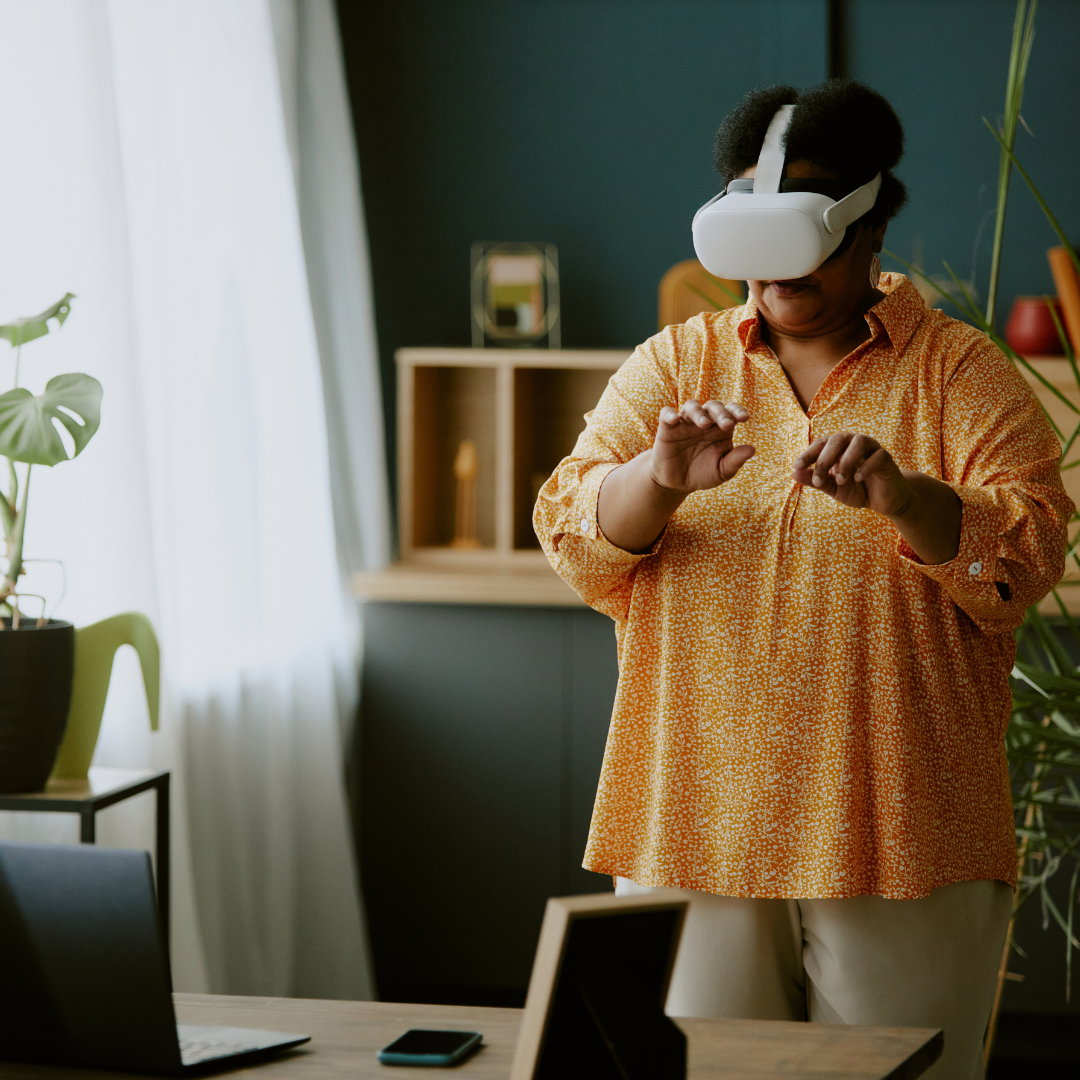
[352,560,584,607]
[396,346,633,369]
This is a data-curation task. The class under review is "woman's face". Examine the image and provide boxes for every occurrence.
[739,159,888,338]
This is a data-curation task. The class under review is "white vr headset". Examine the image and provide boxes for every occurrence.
[692,103,881,281]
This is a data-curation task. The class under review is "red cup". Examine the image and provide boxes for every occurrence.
[1005,296,1066,355]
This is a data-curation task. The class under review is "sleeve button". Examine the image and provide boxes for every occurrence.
[580,516,590,535]
[968,560,983,576]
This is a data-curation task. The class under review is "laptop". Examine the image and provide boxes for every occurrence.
[0,840,309,1075]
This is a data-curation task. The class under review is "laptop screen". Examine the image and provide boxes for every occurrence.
[0,841,181,1073]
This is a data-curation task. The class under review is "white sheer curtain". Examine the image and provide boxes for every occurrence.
[0,0,381,1000]
[271,0,392,579]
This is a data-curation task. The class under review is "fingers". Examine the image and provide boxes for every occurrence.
[793,437,826,472]
[794,432,882,489]
[683,399,748,430]
[681,399,713,429]
[833,434,881,485]
[793,437,830,486]
[853,447,892,482]
[810,432,863,487]
[660,400,749,435]
[702,400,749,432]
[720,443,756,481]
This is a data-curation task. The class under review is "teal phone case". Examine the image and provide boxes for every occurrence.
[377,1030,482,1067]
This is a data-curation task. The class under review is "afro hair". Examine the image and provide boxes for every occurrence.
[713,80,907,226]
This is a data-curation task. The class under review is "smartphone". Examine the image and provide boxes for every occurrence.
[377,1029,483,1067]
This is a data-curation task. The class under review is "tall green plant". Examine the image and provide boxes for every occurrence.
[0,296,102,626]
[882,0,1080,1060]
[985,0,1037,329]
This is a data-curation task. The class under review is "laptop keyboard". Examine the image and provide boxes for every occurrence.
[176,1023,310,1066]
[178,1027,265,1065]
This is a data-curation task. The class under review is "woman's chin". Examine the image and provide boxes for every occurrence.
[762,285,824,327]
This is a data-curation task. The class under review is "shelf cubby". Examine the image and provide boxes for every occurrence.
[513,367,613,549]
[411,365,498,549]
[394,347,629,573]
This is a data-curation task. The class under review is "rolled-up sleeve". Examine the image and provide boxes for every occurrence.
[533,333,681,621]
[896,340,1074,633]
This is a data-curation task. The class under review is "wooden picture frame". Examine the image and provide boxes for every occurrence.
[510,893,689,1080]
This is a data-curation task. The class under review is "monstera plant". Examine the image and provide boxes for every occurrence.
[0,294,103,795]
[0,294,101,626]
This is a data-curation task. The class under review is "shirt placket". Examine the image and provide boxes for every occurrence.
[746,343,812,537]
[784,408,814,535]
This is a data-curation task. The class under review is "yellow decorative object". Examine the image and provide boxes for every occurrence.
[50,612,159,780]
[451,439,481,549]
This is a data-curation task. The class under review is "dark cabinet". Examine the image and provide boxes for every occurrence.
[357,601,618,1005]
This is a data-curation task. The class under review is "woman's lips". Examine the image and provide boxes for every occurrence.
[768,278,812,298]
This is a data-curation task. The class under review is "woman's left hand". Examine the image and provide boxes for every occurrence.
[793,432,962,564]
[793,432,913,518]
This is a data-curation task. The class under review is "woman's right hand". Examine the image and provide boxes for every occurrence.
[650,400,756,494]
[597,400,755,553]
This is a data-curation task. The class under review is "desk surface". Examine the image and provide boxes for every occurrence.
[0,993,940,1079]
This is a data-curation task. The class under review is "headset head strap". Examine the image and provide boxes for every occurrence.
[752,104,794,195]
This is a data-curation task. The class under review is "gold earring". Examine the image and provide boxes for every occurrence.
[869,253,881,289]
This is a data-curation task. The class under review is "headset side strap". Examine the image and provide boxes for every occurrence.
[822,173,882,233]
[752,104,793,195]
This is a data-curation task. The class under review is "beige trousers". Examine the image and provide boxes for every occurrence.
[615,877,1012,1080]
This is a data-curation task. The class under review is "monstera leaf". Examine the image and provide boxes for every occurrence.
[0,293,75,348]
[0,373,102,466]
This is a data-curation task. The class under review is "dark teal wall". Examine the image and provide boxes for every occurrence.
[850,0,1080,321]
[338,0,826,472]
[340,0,1080,462]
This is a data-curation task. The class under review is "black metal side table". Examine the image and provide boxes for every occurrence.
[0,766,170,936]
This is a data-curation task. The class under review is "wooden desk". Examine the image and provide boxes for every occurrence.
[0,994,941,1079]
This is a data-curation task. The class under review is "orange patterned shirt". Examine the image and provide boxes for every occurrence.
[534,273,1072,900]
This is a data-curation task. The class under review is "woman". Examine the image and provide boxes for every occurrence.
[534,81,1072,1080]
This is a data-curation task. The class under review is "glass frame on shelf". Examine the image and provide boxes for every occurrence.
[470,242,560,349]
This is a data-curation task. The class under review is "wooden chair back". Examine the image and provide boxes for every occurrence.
[658,259,743,330]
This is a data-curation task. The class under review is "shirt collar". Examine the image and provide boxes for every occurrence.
[737,295,763,351]
[736,272,925,355]
[865,273,925,352]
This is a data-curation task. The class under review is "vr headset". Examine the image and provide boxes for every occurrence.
[692,104,881,282]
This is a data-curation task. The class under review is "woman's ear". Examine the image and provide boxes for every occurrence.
[870,220,888,254]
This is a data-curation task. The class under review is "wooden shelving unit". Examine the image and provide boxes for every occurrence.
[351,350,1080,610]
[352,346,631,606]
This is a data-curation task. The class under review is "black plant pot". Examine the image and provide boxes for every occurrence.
[0,619,74,793]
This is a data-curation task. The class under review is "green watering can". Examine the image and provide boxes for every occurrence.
[50,612,160,780]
